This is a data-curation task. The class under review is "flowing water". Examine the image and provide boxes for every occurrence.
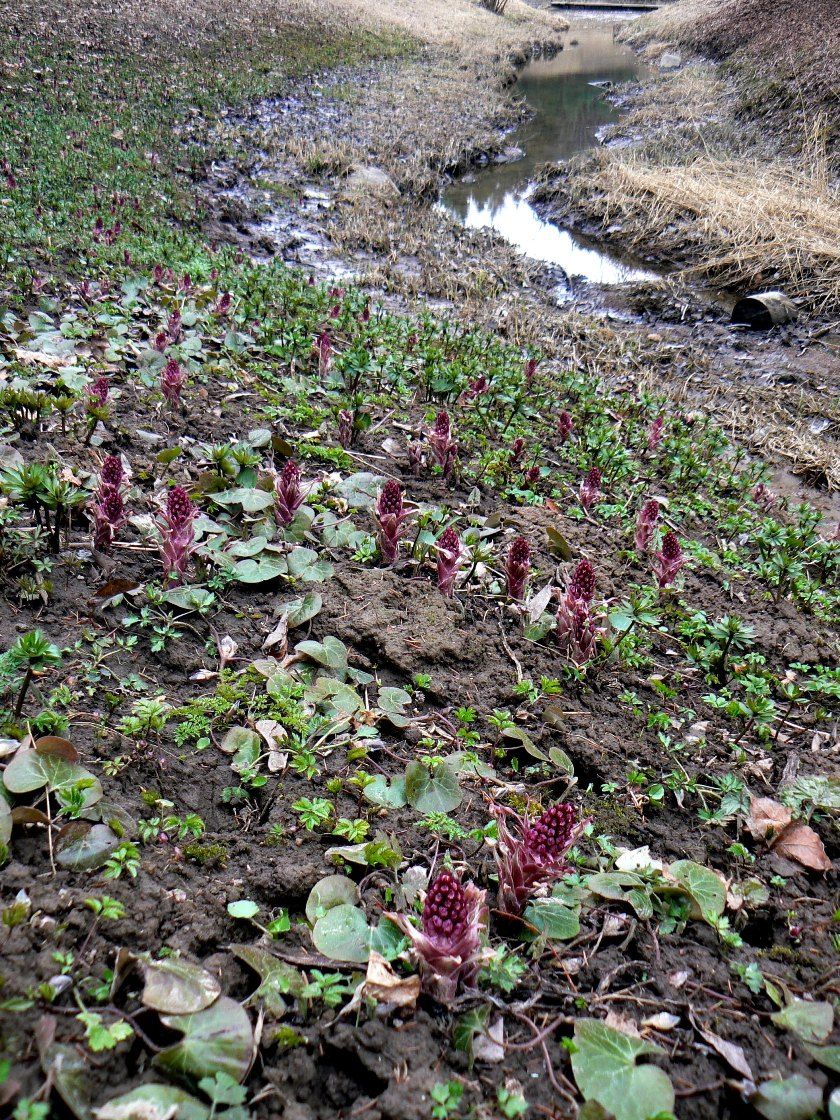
[441,13,660,288]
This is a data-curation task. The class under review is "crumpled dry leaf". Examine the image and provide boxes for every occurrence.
[604,1010,641,1037]
[615,846,664,872]
[473,1016,505,1063]
[527,582,554,623]
[692,1015,754,1081]
[262,617,288,655]
[14,347,70,369]
[772,823,831,871]
[641,1012,680,1032]
[745,796,831,871]
[745,797,792,842]
[361,951,420,1009]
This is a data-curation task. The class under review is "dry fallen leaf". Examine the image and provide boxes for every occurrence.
[362,951,420,1009]
[692,1016,754,1081]
[772,823,832,871]
[745,796,792,841]
[473,1016,505,1063]
[641,1012,680,1032]
[262,617,288,655]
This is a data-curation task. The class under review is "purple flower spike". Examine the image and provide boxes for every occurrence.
[505,537,531,602]
[160,357,187,408]
[634,499,660,553]
[648,416,664,451]
[428,411,458,479]
[493,802,586,915]
[436,527,462,598]
[157,485,197,585]
[374,480,408,565]
[579,466,602,512]
[274,460,304,527]
[386,871,488,1002]
[92,488,125,553]
[654,530,687,590]
[557,411,574,443]
[556,560,602,666]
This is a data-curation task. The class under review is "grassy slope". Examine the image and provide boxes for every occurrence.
[0,2,838,1118]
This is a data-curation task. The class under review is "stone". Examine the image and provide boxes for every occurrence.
[341,164,399,202]
[659,51,683,71]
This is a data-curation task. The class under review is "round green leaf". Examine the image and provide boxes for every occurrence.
[96,1084,210,1120]
[138,955,221,1014]
[404,760,461,814]
[3,750,102,807]
[753,1076,824,1120]
[306,875,360,924]
[311,903,370,963]
[523,898,581,941]
[668,860,726,923]
[55,823,120,871]
[153,996,252,1084]
[571,1019,674,1120]
[227,900,260,921]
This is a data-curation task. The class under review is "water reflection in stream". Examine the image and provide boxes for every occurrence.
[441,14,660,288]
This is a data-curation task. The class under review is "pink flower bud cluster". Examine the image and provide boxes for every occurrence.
[436,527,462,598]
[634,499,660,552]
[156,485,197,585]
[556,559,603,666]
[274,460,304,527]
[91,455,127,553]
[579,466,602,511]
[505,536,531,601]
[492,801,586,914]
[374,480,409,565]
[428,411,458,479]
[654,530,687,590]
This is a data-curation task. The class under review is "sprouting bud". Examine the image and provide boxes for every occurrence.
[428,411,458,479]
[374,480,408,565]
[436,526,462,598]
[654,530,687,590]
[647,416,664,451]
[634,499,660,552]
[422,870,468,941]
[160,358,187,407]
[505,536,531,602]
[274,460,304,527]
[99,455,124,492]
[579,466,602,512]
[568,558,595,603]
[557,411,574,443]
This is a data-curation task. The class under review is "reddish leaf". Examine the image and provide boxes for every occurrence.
[772,824,832,871]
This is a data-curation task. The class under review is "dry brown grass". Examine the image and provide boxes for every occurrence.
[312,0,564,55]
[567,137,840,312]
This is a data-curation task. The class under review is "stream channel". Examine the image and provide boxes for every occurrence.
[440,11,661,293]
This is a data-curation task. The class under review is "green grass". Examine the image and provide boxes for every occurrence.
[0,11,413,292]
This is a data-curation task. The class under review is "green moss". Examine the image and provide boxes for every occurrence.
[184,841,229,868]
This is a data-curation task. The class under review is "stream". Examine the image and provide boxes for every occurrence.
[440,12,660,291]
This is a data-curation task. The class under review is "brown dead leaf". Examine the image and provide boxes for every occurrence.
[691,1014,754,1081]
[13,348,69,369]
[745,796,792,842]
[772,823,832,871]
[362,951,419,1009]
[262,617,288,656]
[473,1016,505,1063]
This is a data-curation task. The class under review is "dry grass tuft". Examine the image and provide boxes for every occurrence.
[568,138,840,312]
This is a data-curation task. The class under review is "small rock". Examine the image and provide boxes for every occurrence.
[659,52,682,71]
[341,164,399,202]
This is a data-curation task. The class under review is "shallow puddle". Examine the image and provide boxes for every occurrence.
[440,14,661,287]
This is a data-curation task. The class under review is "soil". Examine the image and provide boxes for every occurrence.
[1,7,838,1120]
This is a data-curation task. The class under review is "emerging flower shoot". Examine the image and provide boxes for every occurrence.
[436,527,462,598]
[374,480,408,564]
[634,499,660,553]
[428,411,458,478]
[648,416,664,451]
[579,466,602,511]
[505,536,531,601]
[386,870,488,1001]
[274,460,304,527]
[156,485,197,585]
[160,358,186,408]
[492,802,585,914]
[556,559,602,666]
[654,530,687,590]
[557,411,574,443]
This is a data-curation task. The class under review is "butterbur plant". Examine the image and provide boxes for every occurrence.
[492,802,586,914]
[90,455,126,553]
[316,331,332,377]
[436,527,462,598]
[556,559,602,666]
[160,358,187,408]
[386,871,488,1002]
[654,530,687,590]
[634,499,660,552]
[92,487,126,553]
[505,537,531,602]
[156,486,197,585]
[428,411,457,478]
[274,460,304,527]
[374,480,408,564]
[648,416,664,451]
[84,377,110,443]
[337,409,353,450]
[579,466,602,512]
[557,411,574,444]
